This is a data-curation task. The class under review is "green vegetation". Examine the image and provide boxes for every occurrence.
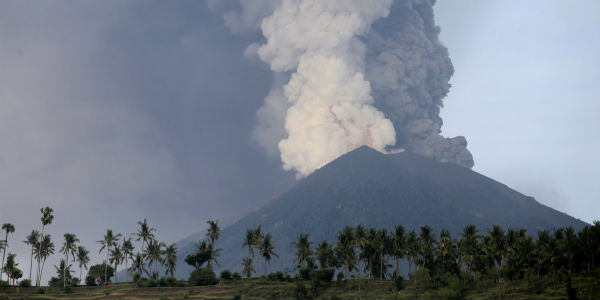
[1,206,599,299]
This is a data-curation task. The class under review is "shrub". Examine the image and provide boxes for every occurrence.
[189,267,218,286]
[293,283,309,300]
[137,278,149,288]
[166,276,177,286]
[232,272,242,280]
[37,287,46,294]
[267,271,284,281]
[148,279,158,287]
[64,286,73,294]
[158,277,167,287]
[436,276,465,300]
[71,277,80,287]
[133,272,142,282]
[394,275,404,291]
[232,295,241,300]
[85,275,97,286]
[336,272,344,282]
[315,269,334,282]
[299,268,311,280]
[0,280,7,287]
[220,269,233,280]
[19,279,32,287]
[176,280,189,287]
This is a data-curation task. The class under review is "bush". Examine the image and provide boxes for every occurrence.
[71,277,80,287]
[85,275,97,286]
[293,283,309,300]
[336,272,344,282]
[232,295,241,300]
[0,280,7,287]
[189,267,218,286]
[299,268,311,280]
[137,278,149,288]
[436,276,465,300]
[232,272,242,280]
[64,286,73,294]
[394,275,404,291]
[267,271,284,281]
[37,287,46,294]
[315,269,334,282]
[19,279,32,287]
[165,276,177,286]
[220,269,233,280]
[133,272,142,282]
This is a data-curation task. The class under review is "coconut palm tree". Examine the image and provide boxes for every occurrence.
[354,225,366,274]
[242,257,256,278]
[109,245,123,283]
[164,243,177,277]
[292,233,313,268]
[98,229,121,284]
[121,238,135,281]
[60,233,79,287]
[459,224,480,274]
[392,225,406,277]
[406,230,418,275]
[1,253,17,285]
[75,246,90,282]
[252,226,263,251]
[206,220,220,247]
[315,240,335,269]
[335,226,356,279]
[259,233,278,276]
[35,234,54,285]
[128,253,147,277]
[133,219,155,259]
[242,228,256,258]
[23,230,40,281]
[36,206,54,286]
[144,239,165,279]
[1,223,15,281]
[54,259,73,284]
[437,228,458,276]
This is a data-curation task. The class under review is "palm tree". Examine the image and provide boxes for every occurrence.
[487,225,505,281]
[35,234,54,285]
[1,253,17,285]
[252,226,263,251]
[121,238,135,281]
[109,245,123,283]
[315,240,335,269]
[292,233,313,268]
[164,243,178,277]
[354,225,367,276]
[259,233,278,276]
[242,257,256,278]
[54,259,73,284]
[392,225,406,277]
[133,219,155,259]
[1,223,15,281]
[128,253,147,276]
[75,246,90,282]
[374,229,391,279]
[406,230,418,275]
[437,228,458,276]
[60,233,79,287]
[335,226,356,279]
[459,224,480,274]
[98,229,121,284]
[36,206,54,286]
[23,230,40,281]
[206,220,221,247]
[144,239,165,279]
[242,228,256,258]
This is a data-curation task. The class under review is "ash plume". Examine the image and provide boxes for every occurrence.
[221,0,474,176]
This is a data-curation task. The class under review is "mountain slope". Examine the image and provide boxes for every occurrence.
[174,146,587,278]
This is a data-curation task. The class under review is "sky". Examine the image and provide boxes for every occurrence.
[1,0,599,283]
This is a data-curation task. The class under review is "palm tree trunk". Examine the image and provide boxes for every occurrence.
[29,248,34,281]
[264,258,267,276]
[80,267,83,283]
[105,247,109,284]
[1,231,7,281]
[396,257,399,278]
[380,252,383,279]
[64,253,68,288]
[114,263,118,283]
[36,225,45,287]
[125,257,128,282]
[41,257,48,285]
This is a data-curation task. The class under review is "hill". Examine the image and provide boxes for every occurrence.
[174,146,587,278]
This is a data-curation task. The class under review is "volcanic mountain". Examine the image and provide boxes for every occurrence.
[173,146,586,278]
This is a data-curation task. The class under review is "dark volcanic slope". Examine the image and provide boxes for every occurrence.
[174,146,586,278]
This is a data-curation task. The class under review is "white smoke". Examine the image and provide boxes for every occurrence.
[252,0,397,177]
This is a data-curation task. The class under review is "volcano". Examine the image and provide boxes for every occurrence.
[173,146,586,278]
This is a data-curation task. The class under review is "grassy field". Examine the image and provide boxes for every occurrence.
[0,274,598,300]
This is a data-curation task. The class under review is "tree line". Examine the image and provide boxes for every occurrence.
[0,206,178,288]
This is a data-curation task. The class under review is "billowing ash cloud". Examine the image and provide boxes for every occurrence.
[222,0,474,176]
[364,0,473,168]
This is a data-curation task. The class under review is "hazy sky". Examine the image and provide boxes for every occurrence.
[1,0,598,283]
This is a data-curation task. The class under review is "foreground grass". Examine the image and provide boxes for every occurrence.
[0,274,598,300]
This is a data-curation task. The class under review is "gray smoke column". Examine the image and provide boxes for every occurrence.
[221,0,474,175]
[364,0,474,168]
